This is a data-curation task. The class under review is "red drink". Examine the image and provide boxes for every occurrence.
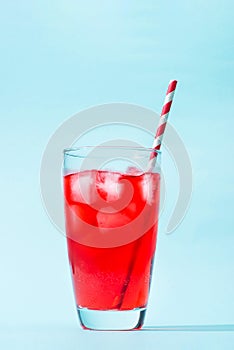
[64,170,160,311]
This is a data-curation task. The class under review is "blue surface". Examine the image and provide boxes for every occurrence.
[1,326,234,350]
[1,1,234,348]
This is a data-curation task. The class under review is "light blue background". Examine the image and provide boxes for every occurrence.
[1,1,234,349]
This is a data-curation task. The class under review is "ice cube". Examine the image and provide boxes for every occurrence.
[126,166,143,175]
[96,206,131,229]
[71,170,96,204]
[142,173,159,204]
[95,171,122,202]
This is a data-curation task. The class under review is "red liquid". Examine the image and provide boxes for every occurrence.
[64,170,160,311]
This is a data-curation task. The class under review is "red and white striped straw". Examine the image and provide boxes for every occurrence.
[148,80,177,170]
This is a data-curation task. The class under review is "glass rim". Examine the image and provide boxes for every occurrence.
[63,145,161,156]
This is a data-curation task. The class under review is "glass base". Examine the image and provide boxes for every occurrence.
[77,307,146,331]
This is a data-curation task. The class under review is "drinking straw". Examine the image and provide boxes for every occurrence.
[148,80,178,170]
[116,80,178,310]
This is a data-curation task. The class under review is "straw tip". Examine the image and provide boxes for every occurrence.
[167,80,178,94]
[169,79,178,84]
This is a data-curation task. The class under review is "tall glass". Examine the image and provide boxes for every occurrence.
[63,146,161,330]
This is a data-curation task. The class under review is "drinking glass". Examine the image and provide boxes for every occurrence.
[63,146,161,330]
